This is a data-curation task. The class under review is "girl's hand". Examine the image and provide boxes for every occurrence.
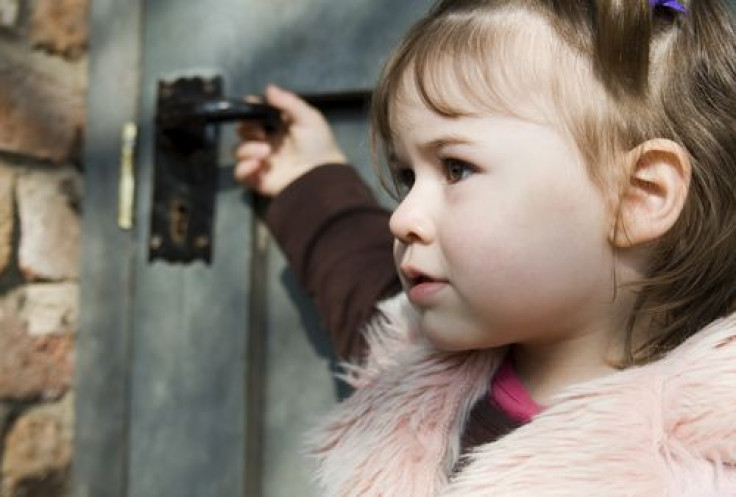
[234,84,348,196]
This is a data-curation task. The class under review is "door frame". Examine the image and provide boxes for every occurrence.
[73,0,142,495]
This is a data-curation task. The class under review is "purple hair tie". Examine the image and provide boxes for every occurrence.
[650,0,687,13]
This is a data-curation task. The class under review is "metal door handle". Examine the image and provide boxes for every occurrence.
[150,76,372,265]
[159,90,372,131]
[159,98,283,132]
[151,78,289,264]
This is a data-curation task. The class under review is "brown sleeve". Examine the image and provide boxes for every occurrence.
[265,164,402,361]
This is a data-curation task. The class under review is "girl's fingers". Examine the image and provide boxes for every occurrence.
[237,120,268,141]
[265,84,319,125]
[234,158,263,184]
[235,141,271,161]
[238,95,271,140]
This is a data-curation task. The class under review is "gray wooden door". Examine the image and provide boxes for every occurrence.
[74,1,431,497]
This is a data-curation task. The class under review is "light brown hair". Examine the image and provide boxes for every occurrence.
[371,0,736,365]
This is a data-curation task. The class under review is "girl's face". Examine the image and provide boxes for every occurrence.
[389,87,620,351]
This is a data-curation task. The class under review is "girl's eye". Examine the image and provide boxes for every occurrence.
[392,167,415,196]
[442,158,475,184]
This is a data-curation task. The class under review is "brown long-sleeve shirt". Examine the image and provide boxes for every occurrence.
[264,164,521,455]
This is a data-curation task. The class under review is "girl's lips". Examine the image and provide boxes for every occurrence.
[407,279,448,306]
[399,264,449,305]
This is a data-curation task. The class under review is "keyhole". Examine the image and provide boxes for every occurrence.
[170,199,190,245]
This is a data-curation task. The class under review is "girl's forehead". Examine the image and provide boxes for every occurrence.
[393,71,475,114]
[373,7,607,169]
[383,28,589,130]
[387,66,560,142]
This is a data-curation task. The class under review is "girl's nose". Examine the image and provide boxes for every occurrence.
[389,190,435,244]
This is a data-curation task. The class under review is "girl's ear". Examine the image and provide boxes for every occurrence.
[611,139,691,247]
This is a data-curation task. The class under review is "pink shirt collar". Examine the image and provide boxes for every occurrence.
[489,355,543,423]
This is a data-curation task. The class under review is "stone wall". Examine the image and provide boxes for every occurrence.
[0,0,88,495]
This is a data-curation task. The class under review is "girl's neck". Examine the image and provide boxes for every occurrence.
[509,331,623,406]
[509,272,647,406]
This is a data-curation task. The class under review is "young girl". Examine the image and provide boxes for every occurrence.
[236,0,736,495]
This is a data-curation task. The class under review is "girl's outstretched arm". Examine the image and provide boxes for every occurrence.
[235,86,400,361]
[265,164,400,361]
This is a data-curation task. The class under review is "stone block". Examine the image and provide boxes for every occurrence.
[0,164,14,276]
[0,0,19,27]
[1,394,73,497]
[17,168,81,282]
[0,43,86,163]
[30,0,89,60]
[20,282,79,336]
[0,317,73,401]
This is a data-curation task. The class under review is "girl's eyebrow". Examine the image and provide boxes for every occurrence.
[421,135,474,154]
[388,134,474,166]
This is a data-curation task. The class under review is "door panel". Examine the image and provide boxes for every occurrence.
[128,1,431,497]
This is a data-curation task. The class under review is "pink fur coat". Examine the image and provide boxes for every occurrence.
[308,295,736,496]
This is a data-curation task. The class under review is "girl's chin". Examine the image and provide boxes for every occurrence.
[419,315,507,352]
[421,326,486,352]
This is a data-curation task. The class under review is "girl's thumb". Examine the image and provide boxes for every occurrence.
[265,84,316,124]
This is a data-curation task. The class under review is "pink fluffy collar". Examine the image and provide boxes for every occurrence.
[308,296,736,497]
